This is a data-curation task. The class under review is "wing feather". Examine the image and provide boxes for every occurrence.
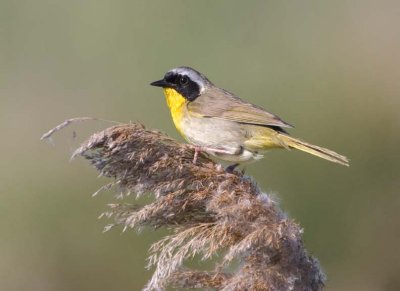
[188,87,293,128]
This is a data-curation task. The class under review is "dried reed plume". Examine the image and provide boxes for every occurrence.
[43,120,326,290]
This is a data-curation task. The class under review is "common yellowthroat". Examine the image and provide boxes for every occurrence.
[151,66,349,168]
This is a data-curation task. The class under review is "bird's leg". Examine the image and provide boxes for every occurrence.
[190,145,235,164]
[203,146,236,155]
[226,163,239,173]
[193,146,201,164]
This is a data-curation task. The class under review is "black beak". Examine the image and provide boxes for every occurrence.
[150,79,170,88]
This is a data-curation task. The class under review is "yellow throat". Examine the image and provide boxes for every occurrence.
[163,88,187,136]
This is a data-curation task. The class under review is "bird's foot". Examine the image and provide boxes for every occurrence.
[226,163,239,173]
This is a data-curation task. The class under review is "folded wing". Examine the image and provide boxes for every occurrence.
[188,86,293,128]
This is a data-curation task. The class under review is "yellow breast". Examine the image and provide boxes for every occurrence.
[163,88,187,137]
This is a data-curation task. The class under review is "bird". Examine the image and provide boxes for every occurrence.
[150,66,349,170]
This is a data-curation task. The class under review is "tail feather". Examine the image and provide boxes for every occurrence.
[279,134,349,166]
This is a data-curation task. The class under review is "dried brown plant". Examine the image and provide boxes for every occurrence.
[44,120,326,291]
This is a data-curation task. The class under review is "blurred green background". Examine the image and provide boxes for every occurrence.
[1,1,399,290]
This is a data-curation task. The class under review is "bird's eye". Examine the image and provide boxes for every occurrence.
[180,75,189,85]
